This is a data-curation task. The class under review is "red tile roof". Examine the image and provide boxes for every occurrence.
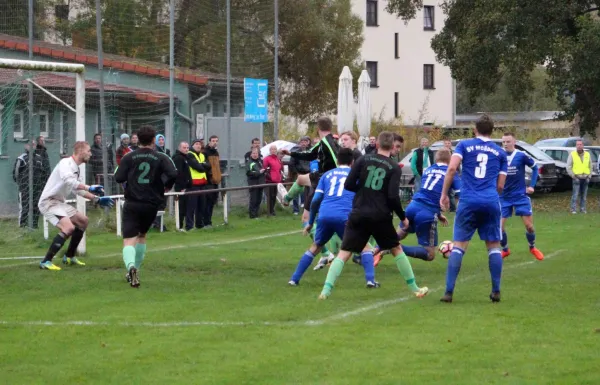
[0,68,170,104]
[0,33,209,86]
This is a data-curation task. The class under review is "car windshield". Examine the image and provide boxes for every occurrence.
[586,149,599,162]
[535,139,565,146]
[517,143,555,161]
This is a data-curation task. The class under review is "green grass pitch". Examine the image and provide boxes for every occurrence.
[0,195,599,384]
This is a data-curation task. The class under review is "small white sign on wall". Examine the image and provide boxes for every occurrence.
[196,113,204,139]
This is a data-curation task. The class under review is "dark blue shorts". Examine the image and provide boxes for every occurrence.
[501,196,532,218]
[454,200,502,242]
[314,216,346,246]
[404,202,439,247]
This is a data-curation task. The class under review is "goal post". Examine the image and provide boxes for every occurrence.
[0,58,87,254]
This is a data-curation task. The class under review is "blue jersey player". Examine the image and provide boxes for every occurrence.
[440,115,508,303]
[394,149,461,262]
[288,148,379,288]
[373,148,460,266]
[500,133,544,261]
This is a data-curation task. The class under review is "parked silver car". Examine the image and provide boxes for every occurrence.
[534,137,592,147]
[398,139,558,192]
[538,146,600,191]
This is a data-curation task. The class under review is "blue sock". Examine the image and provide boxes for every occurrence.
[445,247,465,294]
[526,231,535,249]
[290,250,315,283]
[402,245,431,261]
[501,231,508,251]
[488,247,503,293]
[360,251,375,282]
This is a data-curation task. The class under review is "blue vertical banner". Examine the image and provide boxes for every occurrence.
[244,78,269,122]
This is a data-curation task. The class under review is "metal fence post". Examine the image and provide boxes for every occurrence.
[223,191,229,224]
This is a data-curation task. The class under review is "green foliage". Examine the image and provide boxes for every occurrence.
[386,0,600,135]
[384,0,424,21]
[272,0,364,121]
[547,16,600,136]
[0,0,49,38]
[457,67,561,114]
[62,0,363,122]
[63,0,169,60]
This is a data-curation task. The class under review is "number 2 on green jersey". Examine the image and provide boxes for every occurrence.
[138,162,150,184]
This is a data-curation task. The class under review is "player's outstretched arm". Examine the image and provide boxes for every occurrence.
[497,174,507,193]
[56,159,87,193]
[343,156,364,192]
[528,163,539,193]
[308,192,324,226]
[497,150,508,193]
[440,154,461,212]
[290,140,320,161]
[442,154,461,195]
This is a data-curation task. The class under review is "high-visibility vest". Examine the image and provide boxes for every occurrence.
[189,151,208,184]
[571,150,591,175]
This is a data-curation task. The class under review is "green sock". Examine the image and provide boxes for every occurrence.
[321,258,345,297]
[134,243,146,270]
[393,253,419,292]
[285,182,304,202]
[329,234,341,254]
[368,236,378,249]
[123,245,136,270]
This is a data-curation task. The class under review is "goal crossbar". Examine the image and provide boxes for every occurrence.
[0,58,84,73]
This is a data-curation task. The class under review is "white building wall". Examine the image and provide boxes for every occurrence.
[351,0,454,126]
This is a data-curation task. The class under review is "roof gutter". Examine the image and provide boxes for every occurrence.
[173,85,212,142]
[189,85,212,140]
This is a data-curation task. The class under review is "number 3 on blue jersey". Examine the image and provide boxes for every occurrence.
[327,176,347,197]
[475,153,488,179]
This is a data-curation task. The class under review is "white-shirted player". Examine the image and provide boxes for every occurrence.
[38,141,114,270]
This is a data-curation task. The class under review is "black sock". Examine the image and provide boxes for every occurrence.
[65,228,84,258]
[42,232,66,263]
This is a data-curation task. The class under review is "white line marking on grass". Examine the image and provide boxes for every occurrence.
[0,230,301,268]
[0,249,563,329]
[309,249,564,325]
[0,256,43,260]
[0,320,301,327]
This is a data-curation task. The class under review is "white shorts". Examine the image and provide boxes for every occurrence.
[39,198,78,226]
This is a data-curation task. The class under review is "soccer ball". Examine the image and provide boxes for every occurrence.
[438,240,454,259]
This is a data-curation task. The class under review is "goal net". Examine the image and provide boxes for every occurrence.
[0,59,87,261]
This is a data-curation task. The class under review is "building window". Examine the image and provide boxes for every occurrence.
[424,5,435,30]
[423,64,435,89]
[366,0,378,26]
[394,92,399,118]
[39,111,49,137]
[13,110,24,139]
[394,33,399,58]
[55,4,69,20]
[366,61,378,87]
